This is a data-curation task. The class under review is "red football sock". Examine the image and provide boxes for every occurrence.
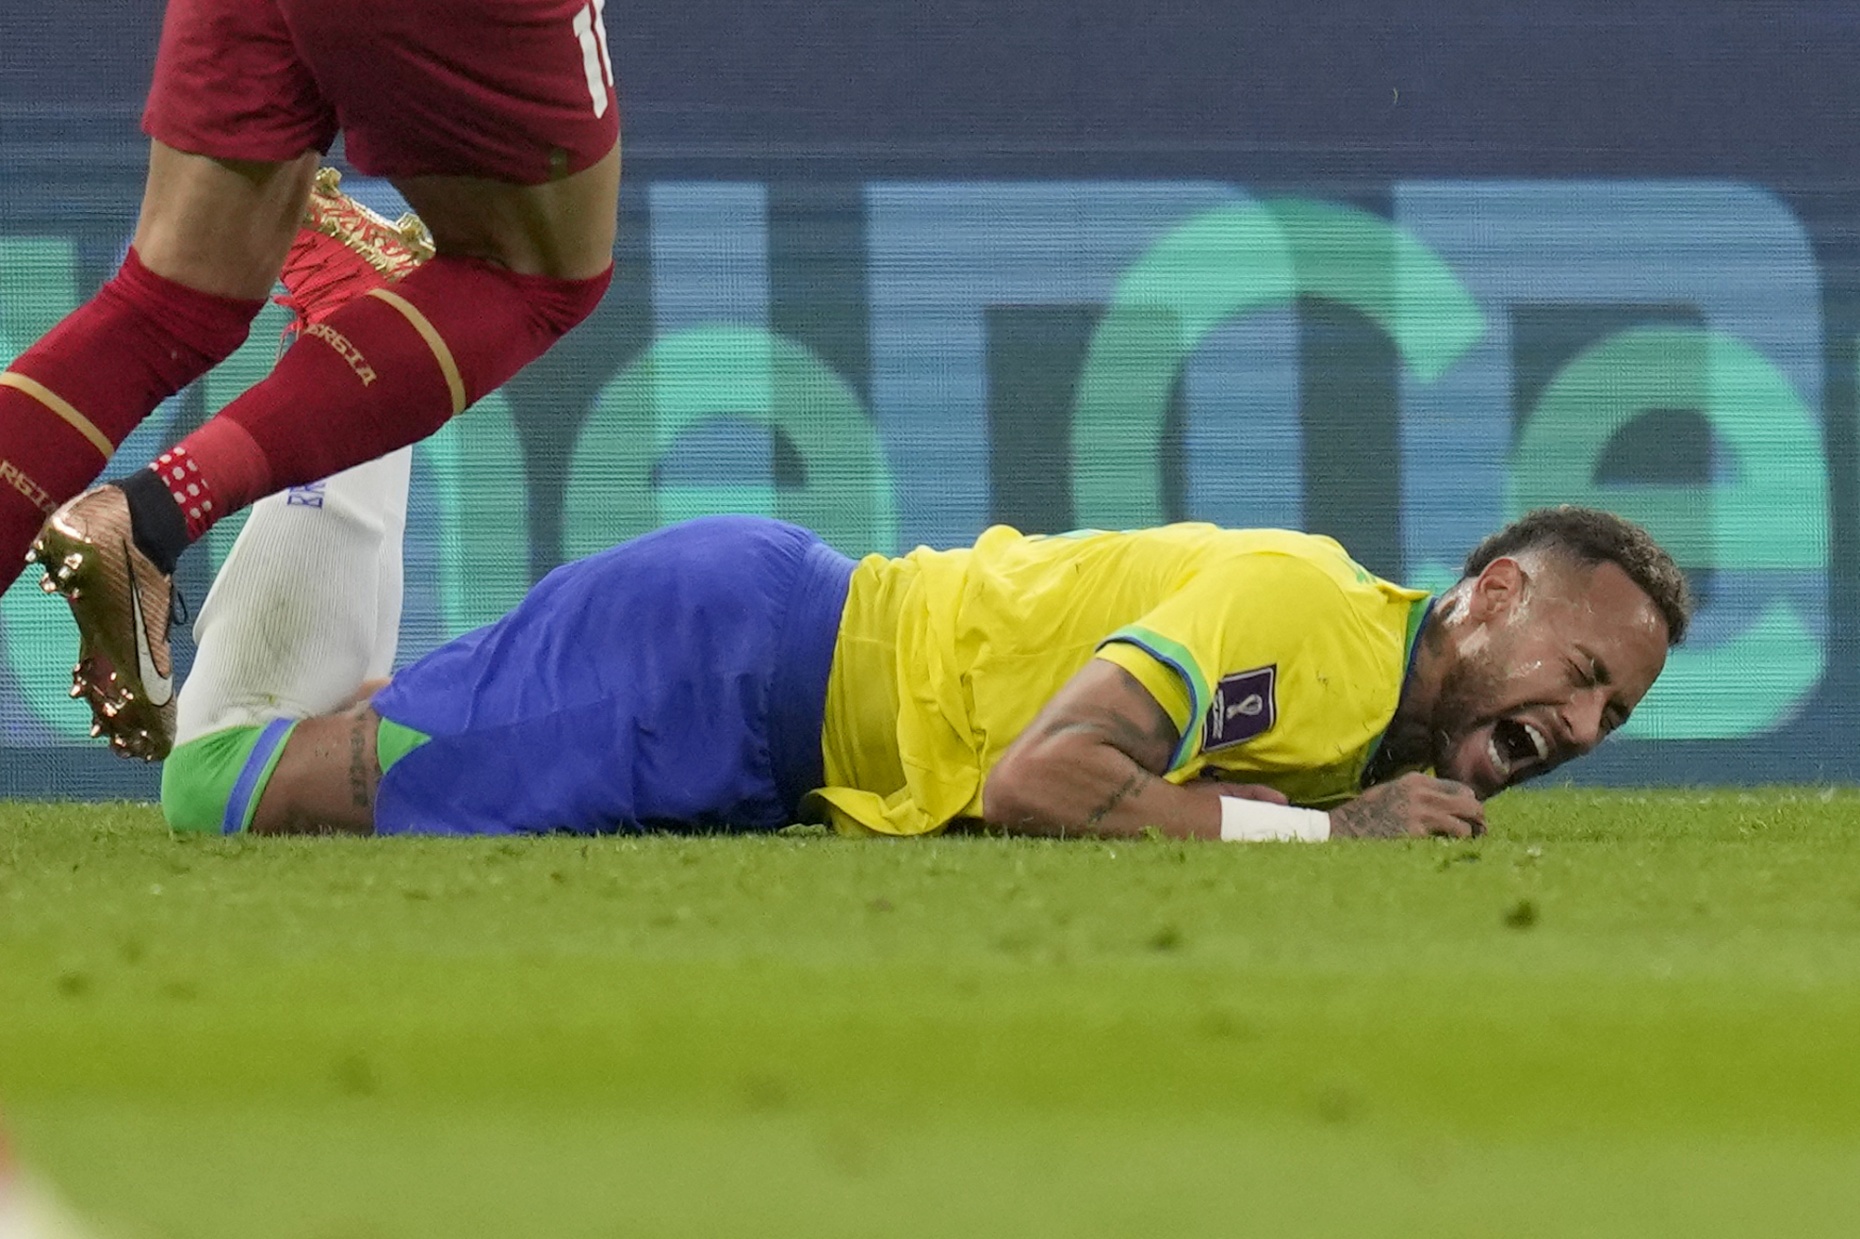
[0,249,262,584]
[163,255,612,541]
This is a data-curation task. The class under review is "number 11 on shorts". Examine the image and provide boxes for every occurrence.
[573,0,615,118]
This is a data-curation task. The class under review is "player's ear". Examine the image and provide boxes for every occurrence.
[1465,556,1526,622]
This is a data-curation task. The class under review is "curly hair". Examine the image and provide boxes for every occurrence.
[1462,506,1693,645]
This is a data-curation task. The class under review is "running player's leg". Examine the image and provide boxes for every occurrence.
[0,145,310,583]
[127,0,620,542]
[136,148,618,543]
[42,171,431,761]
[0,0,332,583]
[40,0,619,759]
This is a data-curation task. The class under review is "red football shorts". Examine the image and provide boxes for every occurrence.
[142,0,620,184]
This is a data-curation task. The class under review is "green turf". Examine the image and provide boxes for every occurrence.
[4,790,1860,1237]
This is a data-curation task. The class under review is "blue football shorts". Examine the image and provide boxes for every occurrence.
[370,516,855,835]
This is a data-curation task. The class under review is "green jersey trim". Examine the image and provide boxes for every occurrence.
[1361,594,1436,782]
[161,721,296,835]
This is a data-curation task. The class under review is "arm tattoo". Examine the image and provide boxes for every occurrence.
[1107,711,1176,771]
[1081,767,1151,830]
[347,720,375,810]
[1037,706,1173,770]
[1335,783,1408,839]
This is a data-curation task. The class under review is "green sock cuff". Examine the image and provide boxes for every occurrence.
[161,721,296,834]
[375,715,430,775]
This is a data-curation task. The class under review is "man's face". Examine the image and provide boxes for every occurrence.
[1429,556,1670,799]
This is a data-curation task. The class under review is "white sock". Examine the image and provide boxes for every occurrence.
[175,447,412,745]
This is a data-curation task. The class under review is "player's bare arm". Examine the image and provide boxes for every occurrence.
[982,660,1280,840]
[984,661,1488,842]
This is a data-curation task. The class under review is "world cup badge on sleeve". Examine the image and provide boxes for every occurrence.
[1203,665,1277,752]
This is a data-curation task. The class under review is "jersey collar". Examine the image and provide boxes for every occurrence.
[1360,593,1436,787]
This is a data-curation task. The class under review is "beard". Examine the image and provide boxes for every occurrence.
[1426,643,1512,773]
[1364,610,1523,790]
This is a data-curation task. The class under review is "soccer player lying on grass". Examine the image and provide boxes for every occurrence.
[157,208,1691,844]
[159,460,1690,843]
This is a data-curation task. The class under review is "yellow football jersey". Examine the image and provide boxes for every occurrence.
[811,524,1430,836]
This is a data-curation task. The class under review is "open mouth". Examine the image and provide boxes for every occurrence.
[1486,717,1550,786]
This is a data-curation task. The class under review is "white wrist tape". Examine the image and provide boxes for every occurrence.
[1219,797,1331,843]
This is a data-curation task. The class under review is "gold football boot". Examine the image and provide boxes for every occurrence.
[29,488,176,759]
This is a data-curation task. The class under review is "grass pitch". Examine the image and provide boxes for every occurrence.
[3,789,1859,1237]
